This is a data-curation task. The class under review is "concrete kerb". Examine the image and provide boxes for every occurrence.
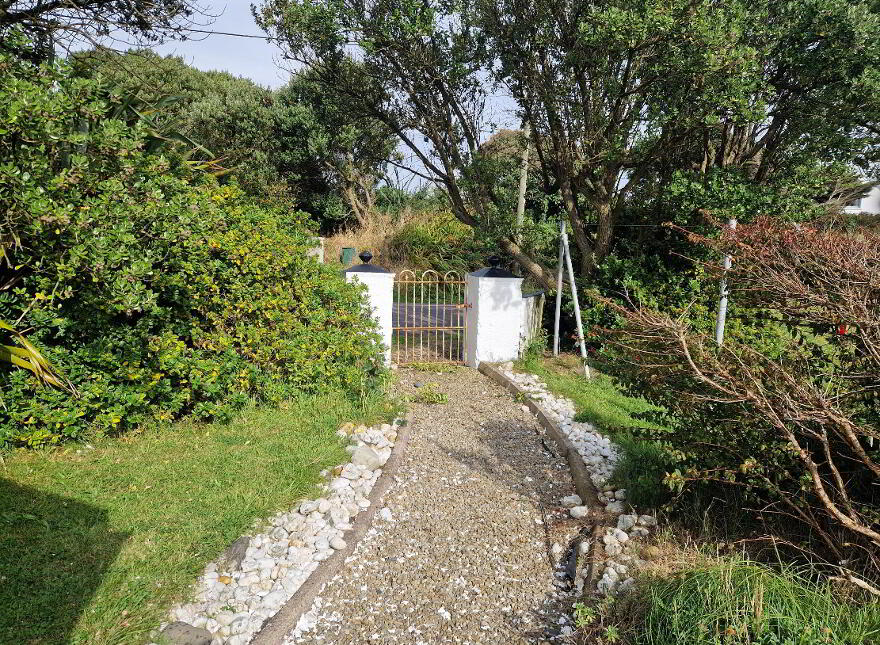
[477,362,606,588]
[251,411,414,644]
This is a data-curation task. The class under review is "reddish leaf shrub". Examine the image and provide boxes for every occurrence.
[600,218,880,580]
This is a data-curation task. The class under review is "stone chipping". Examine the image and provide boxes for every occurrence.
[152,421,401,645]
[285,367,583,644]
[497,363,661,599]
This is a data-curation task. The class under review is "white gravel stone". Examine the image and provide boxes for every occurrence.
[351,445,386,470]
[330,537,347,550]
[560,494,582,508]
[569,505,590,519]
[611,528,629,543]
[155,419,402,643]
[617,514,638,531]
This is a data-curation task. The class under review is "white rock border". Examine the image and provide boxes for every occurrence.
[153,419,404,645]
[497,363,662,599]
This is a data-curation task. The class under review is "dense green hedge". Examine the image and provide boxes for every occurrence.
[0,51,384,447]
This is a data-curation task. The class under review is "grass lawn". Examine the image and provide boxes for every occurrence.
[515,353,672,507]
[0,392,394,645]
[515,353,665,432]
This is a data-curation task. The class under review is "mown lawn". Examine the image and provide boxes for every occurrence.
[0,392,393,645]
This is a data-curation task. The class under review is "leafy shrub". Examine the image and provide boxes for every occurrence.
[599,219,880,578]
[607,558,880,645]
[388,211,489,274]
[608,432,673,509]
[0,52,384,446]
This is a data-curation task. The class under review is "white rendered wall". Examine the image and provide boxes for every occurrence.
[843,185,880,215]
[465,274,524,367]
[346,272,394,366]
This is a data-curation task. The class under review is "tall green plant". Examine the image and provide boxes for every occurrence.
[608,558,880,645]
[0,319,72,392]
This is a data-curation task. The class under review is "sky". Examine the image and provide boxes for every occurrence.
[84,2,519,187]
[125,3,290,89]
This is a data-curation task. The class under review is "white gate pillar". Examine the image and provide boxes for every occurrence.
[465,257,524,367]
[344,251,394,367]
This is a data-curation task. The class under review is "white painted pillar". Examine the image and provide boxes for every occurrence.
[344,252,394,366]
[465,257,524,367]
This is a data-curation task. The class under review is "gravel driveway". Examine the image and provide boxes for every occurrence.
[284,367,580,644]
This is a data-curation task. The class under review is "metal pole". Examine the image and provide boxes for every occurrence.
[714,218,737,346]
[553,220,565,355]
[561,223,591,378]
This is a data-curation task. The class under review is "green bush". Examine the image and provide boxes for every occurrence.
[0,51,384,446]
[388,211,490,274]
[607,558,880,645]
[598,220,880,576]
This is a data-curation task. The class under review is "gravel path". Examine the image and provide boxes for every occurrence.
[284,367,581,644]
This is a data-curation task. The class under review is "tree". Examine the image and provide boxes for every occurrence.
[72,49,284,196]
[0,0,205,59]
[73,49,396,225]
[275,64,396,224]
[256,0,880,284]
[255,0,559,285]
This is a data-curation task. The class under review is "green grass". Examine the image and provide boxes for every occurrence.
[515,353,673,507]
[407,362,459,373]
[516,354,664,432]
[607,557,880,645]
[0,392,394,645]
[407,383,449,404]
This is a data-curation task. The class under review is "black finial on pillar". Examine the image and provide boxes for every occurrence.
[469,254,518,278]
[344,249,389,274]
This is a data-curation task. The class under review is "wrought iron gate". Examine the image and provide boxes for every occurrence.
[392,270,467,364]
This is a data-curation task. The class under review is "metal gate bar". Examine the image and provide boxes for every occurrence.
[392,270,467,364]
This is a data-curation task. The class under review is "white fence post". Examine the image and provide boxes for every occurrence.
[307,236,325,263]
[715,218,737,346]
